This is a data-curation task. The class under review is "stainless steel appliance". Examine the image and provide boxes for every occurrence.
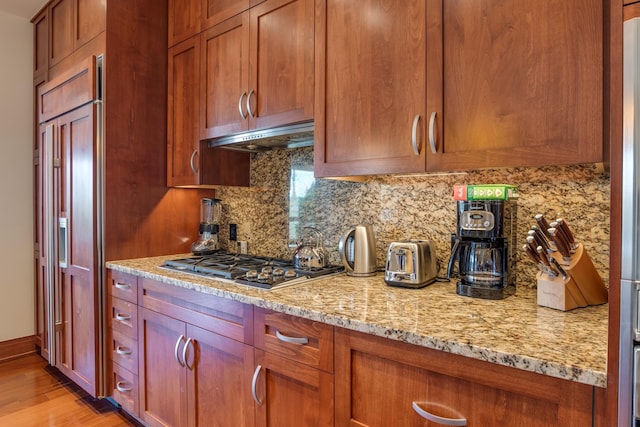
[338,224,377,277]
[447,200,517,299]
[619,17,640,427]
[384,240,437,288]
[163,252,344,290]
[191,198,222,255]
[292,226,330,269]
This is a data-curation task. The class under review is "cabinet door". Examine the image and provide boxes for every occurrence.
[49,0,74,66]
[425,0,603,171]
[314,0,427,177]
[34,9,49,80]
[75,0,105,48]
[254,350,334,427]
[139,307,188,427]
[168,36,201,187]
[249,0,315,130]
[201,0,252,30]
[186,324,256,427]
[56,104,99,397]
[169,0,201,47]
[200,13,250,140]
[335,329,593,427]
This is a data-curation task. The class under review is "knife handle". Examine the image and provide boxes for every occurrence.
[548,227,572,261]
[535,214,552,237]
[530,226,552,252]
[556,218,578,250]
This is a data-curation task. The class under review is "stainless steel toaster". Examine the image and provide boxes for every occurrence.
[384,240,437,288]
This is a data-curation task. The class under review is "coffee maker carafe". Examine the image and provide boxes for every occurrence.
[191,198,222,255]
[447,200,516,299]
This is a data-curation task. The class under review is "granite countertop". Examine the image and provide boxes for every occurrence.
[107,255,609,388]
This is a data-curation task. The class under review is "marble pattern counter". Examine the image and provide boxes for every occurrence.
[107,254,608,388]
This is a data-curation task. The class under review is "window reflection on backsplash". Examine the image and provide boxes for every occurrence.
[289,160,315,244]
[213,147,610,289]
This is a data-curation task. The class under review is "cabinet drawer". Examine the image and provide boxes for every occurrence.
[111,362,139,418]
[109,328,138,374]
[335,328,593,427]
[254,308,334,373]
[140,277,253,344]
[108,297,138,337]
[107,270,138,304]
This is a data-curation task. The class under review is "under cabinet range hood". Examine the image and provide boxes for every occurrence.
[206,121,314,152]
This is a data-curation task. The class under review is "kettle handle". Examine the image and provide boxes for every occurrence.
[338,228,355,272]
[447,238,461,279]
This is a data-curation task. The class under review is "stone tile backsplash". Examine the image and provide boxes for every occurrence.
[213,147,610,289]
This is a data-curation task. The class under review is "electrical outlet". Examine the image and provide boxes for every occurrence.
[230,223,237,241]
[237,241,248,254]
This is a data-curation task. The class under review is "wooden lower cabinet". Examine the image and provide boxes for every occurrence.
[335,328,594,427]
[138,307,255,427]
[253,350,334,427]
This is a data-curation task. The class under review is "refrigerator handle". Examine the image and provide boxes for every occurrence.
[44,123,58,366]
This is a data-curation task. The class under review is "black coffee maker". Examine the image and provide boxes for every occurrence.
[447,200,517,299]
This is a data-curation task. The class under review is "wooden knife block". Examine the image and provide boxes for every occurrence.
[537,243,608,311]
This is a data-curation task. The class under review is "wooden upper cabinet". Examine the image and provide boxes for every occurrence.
[200,0,314,140]
[315,0,604,177]
[314,0,427,177]
[168,36,201,186]
[169,35,251,187]
[425,0,604,171]
[249,0,315,130]
[168,0,201,48]
[49,0,105,67]
[75,0,106,48]
[49,0,74,66]
[33,8,49,80]
[200,14,250,139]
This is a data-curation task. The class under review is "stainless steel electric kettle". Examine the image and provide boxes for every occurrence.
[338,224,377,276]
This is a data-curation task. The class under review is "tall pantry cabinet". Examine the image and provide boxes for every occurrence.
[32,0,210,397]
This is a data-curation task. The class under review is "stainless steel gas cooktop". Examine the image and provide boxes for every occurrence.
[162,252,344,290]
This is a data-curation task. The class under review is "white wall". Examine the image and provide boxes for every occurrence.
[0,10,35,341]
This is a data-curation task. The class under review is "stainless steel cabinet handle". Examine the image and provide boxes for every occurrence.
[238,92,248,119]
[275,330,309,345]
[412,402,467,426]
[428,111,438,154]
[114,282,130,290]
[115,313,131,322]
[189,149,199,175]
[175,334,186,367]
[115,381,132,393]
[115,345,132,356]
[247,89,256,118]
[411,114,422,156]
[251,364,263,406]
[183,337,194,370]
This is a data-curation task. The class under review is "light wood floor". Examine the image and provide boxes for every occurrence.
[0,354,135,426]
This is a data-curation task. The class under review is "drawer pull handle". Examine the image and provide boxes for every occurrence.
[411,114,422,155]
[114,282,131,290]
[251,364,263,406]
[183,337,194,370]
[412,402,466,426]
[115,346,132,356]
[275,330,309,345]
[175,334,186,367]
[115,381,132,393]
[115,313,131,322]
